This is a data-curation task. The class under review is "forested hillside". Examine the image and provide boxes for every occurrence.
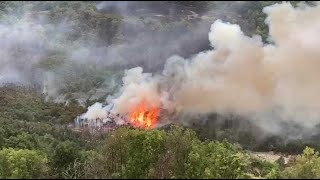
[0,1,320,179]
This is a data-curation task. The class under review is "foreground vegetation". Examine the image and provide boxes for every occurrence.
[0,85,318,179]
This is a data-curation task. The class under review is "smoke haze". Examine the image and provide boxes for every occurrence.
[2,1,320,139]
[0,1,215,104]
[107,2,320,138]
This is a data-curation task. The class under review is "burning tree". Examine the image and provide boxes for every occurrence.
[74,99,164,134]
[128,100,160,129]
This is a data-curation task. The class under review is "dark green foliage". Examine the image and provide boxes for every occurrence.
[0,85,97,178]
[281,147,320,178]
[56,64,123,102]
[238,1,279,41]
[247,158,280,178]
[50,140,81,177]
[0,83,315,179]
[0,84,85,124]
[0,148,49,179]
[47,1,123,45]
[84,126,271,179]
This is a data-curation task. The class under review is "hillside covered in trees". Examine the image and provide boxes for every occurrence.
[0,1,320,179]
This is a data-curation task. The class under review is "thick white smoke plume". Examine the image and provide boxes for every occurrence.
[81,102,110,120]
[93,2,320,135]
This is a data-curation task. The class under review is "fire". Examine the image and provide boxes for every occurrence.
[128,101,159,129]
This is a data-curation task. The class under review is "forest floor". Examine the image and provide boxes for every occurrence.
[251,151,296,164]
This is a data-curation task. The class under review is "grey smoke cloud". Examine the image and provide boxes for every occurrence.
[104,2,320,139]
[0,1,215,106]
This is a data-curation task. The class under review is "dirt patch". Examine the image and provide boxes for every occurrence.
[251,151,296,165]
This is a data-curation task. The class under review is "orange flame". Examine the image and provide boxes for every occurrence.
[128,101,159,129]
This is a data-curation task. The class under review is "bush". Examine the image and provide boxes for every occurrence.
[0,148,49,179]
[281,147,320,179]
[84,126,257,179]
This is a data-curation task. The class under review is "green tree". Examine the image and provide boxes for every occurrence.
[185,139,249,179]
[50,140,81,176]
[84,126,259,179]
[247,158,279,179]
[149,125,200,179]
[85,127,166,179]
[0,148,49,179]
[281,147,320,179]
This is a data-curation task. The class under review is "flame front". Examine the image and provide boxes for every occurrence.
[128,101,159,129]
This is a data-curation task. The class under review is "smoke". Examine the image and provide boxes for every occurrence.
[0,1,218,105]
[105,2,320,138]
[0,14,48,86]
[109,67,163,115]
[96,1,132,14]
[81,102,111,120]
[0,4,89,99]
[93,1,218,72]
[4,1,320,139]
